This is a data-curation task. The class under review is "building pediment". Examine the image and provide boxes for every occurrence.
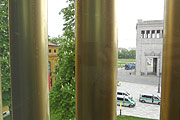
[144,51,161,56]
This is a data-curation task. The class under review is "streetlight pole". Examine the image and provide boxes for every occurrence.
[158,70,161,93]
[158,54,161,93]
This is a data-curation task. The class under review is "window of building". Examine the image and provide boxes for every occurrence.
[152,30,155,38]
[157,30,160,38]
[54,49,56,53]
[49,49,51,53]
[146,30,150,38]
[141,30,145,38]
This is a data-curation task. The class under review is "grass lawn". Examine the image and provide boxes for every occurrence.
[117,115,155,120]
[118,59,136,68]
[4,115,11,120]
[4,114,155,120]
[118,59,136,63]
[51,112,154,120]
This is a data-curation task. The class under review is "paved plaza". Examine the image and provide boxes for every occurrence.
[117,68,161,120]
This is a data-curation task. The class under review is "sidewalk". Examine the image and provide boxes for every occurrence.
[117,82,160,120]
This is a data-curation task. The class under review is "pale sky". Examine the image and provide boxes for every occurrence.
[48,0,164,48]
[48,0,67,37]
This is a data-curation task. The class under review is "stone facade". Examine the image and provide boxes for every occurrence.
[136,20,163,76]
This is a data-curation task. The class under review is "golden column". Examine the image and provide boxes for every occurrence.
[160,0,180,119]
[9,0,49,120]
[0,62,3,120]
[75,0,117,120]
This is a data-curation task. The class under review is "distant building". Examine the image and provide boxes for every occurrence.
[118,48,127,52]
[48,42,59,86]
[127,47,136,51]
[136,20,163,76]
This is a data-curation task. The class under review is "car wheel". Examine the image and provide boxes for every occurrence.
[141,100,145,103]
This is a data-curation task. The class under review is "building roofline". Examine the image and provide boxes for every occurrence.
[48,42,58,47]
[137,19,164,25]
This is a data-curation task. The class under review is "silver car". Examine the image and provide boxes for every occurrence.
[139,93,161,105]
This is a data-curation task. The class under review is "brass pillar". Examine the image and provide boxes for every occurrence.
[0,62,3,120]
[75,0,117,120]
[9,0,49,120]
[160,0,180,119]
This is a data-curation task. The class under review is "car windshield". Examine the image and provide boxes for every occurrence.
[128,96,132,100]
[157,95,161,100]
[126,91,130,95]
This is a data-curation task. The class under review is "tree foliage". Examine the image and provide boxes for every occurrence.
[118,50,136,59]
[48,36,62,45]
[0,0,11,106]
[49,0,75,119]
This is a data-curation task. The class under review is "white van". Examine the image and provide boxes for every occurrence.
[117,95,136,108]
[117,90,132,99]
[139,93,161,105]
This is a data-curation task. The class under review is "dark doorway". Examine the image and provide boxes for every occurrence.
[153,58,157,74]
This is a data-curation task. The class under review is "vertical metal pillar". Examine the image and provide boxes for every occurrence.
[9,0,49,120]
[0,61,3,120]
[75,0,117,120]
[160,0,180,119]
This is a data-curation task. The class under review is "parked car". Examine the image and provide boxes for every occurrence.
[139,93,161,105]
[117,95,136,108]
[125,63,135,70]
[117,90,133,99]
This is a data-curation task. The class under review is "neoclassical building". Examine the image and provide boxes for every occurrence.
[136,20,163,76]
[48,42,59,86]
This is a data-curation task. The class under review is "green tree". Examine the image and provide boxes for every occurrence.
[49,0,75,119]
[118,50,128,59]
[128,50,136,59]
[0,0,11,106]
[118,51,121,59]
[48,36,62,45]
[118,49,136,59]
